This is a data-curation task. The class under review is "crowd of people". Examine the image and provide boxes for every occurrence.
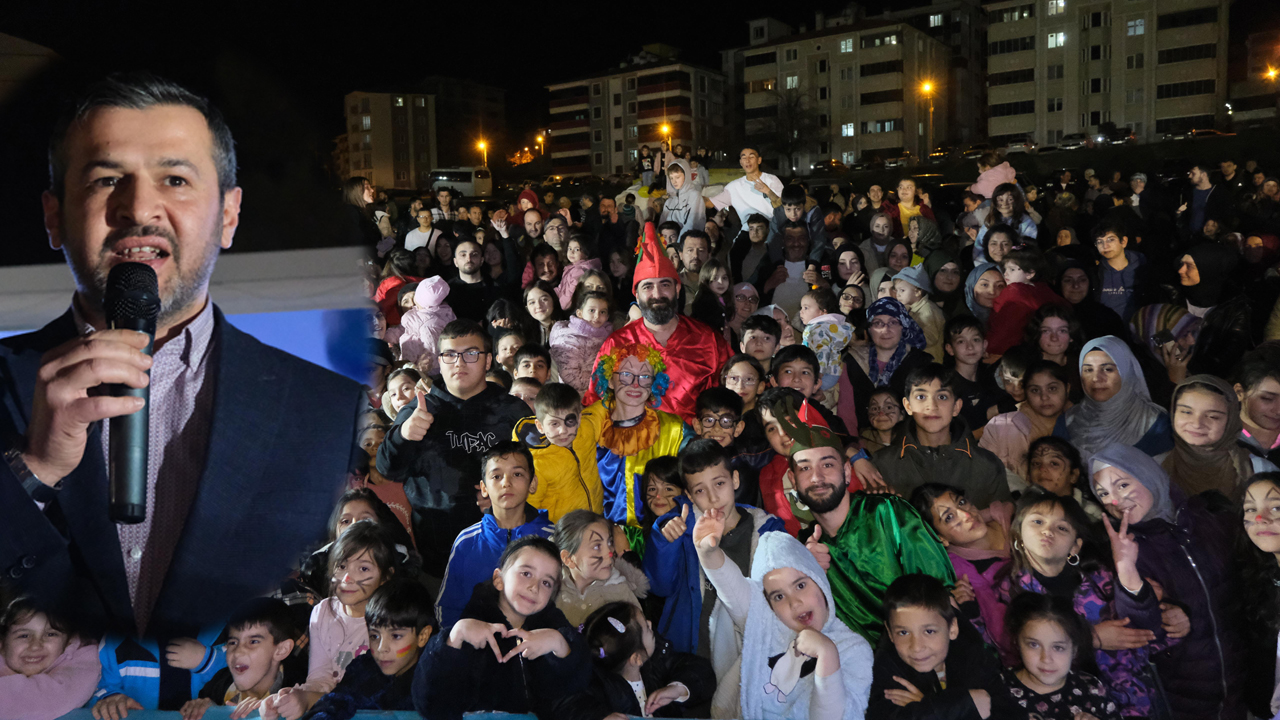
[8,134,1280,720]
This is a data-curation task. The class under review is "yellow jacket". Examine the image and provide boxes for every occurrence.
[512,405,605,522]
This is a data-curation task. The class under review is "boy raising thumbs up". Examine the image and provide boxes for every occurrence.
[643,439,785,670]
[377,320,533,581]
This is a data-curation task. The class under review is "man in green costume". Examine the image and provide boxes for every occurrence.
[772,395,955,644]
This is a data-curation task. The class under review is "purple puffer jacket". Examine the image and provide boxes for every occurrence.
[1128,494,1244,720]
[1005,567,1176,717]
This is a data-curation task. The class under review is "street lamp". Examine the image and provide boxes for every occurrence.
[661,123,671,149]
[536,135,544,155]
[919,81,935,158]
[477,140,487,166]
[1267,67,1279,81]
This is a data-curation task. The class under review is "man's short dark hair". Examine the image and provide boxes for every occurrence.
[679,438,734,480]
[781,185,806,207]
[658,220,683,236]
[487,367,513,389]
[49,72,237,200]
[439,319,492,353]
[680,229,710,248]
[1001,247,1048,279]
[782,220,808,236]
[696,387,744,418]
[770,345,820,381]
[943,315,985,345]
[883,574,956,623]
[820,201,842,217]
[479,440,535,480]
[961,191,984,206]
[1090,218,1129,243]
[365,578,437,633]
[226,597,298,645]
[741,314,782,342]
[903,363,956,396]
[746,213,771,228]
[514,343,551,368]
[534,382,581,418]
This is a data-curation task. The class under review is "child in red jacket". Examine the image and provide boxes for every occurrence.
[986,247,1066,356]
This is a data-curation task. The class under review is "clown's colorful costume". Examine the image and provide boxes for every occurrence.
[588,342,692,534]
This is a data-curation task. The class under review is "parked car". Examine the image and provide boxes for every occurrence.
[809,159,849,176]
[960,143,993,160]
[1004,137,1038,154]
[1058,133,1093,150]
[884,155,909,168]
[1097,127,1137,145]
[1161,128,1234,141]
[928,146,956,163]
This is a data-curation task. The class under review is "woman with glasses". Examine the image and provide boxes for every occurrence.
[588,342,693,547]
[844,296,933,431]
[726,282,759,339]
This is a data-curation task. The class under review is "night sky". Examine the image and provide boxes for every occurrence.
[0,0,1274,265]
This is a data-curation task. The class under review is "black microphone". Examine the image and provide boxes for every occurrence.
[104,262,160,524]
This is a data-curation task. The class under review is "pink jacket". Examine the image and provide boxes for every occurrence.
[398,276,456,374]
[556,258,602,310]
[548,316,613,395]
[968,161,1017,199]
[0,639,101,720]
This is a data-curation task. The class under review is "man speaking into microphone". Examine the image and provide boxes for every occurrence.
[0,73,364,648]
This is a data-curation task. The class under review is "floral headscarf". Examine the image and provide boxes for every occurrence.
[590,342,671,409]
[865,296,925,387]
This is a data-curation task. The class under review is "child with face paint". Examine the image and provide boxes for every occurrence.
[262,521,402,720]
[0,597,99,720]
[1000,592,1120,720]
[553,510,651,627]
[302,581,436,720]
[1002,489,1178,717]
[557,601,715,720]
[412,536,590,720]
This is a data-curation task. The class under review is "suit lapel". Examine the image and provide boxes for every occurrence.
[150,309,286,631]
[4,310,136,633]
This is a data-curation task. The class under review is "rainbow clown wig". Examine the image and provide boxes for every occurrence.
[591,342,672,409]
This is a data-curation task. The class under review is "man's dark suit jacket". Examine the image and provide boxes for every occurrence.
[0,306,364,642]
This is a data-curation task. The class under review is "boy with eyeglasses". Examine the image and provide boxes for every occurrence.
[377,320,532,580]
[512,383,604,522]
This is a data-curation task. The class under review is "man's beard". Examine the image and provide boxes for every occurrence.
[71,223,219,328]
[638,295,676,325]
[797,479,847,514]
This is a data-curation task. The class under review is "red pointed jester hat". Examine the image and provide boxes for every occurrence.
[632,221,681,293]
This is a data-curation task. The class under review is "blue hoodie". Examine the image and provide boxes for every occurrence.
[435,504,554,629]
[643,497,785,654]
[94,631,226,710]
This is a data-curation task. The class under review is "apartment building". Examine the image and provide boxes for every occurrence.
[418,76,505,168]
[984,0,1230,146]
[724,17,952,171]
[1228,30,1279,130]
[545,45,727,177]
[340,92,438,190]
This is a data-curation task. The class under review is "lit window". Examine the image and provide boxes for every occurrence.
[394,96,404,107]
[1047,0,1065,15]
[786,75,799,89]
[1047,32,1066,48]
[840,38,853,52]
[930,14,944,26]
[842,123,856,136]
[362,115,371,130]
[842,151,857,164]
[1126,19,1144,35]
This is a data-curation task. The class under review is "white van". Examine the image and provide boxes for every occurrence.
[429,167,492,198]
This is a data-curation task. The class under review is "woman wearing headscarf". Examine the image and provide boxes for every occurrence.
[907,215,944,259]
[1162,375,1278,500]
[1054,259,1129,342]
[868,267,896,302]
[859,211,896,273]
[845,296,932,430]
[658,159,706,238]
[1173,243,1254,380]
[1062,336,1174,457]
[924,250,970,319]
[964,262,1006,327]
[1089,444,1243,720]
[882,237,919,275]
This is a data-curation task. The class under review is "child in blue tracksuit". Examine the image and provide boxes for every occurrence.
[434,441,555,629]
[91,629,226,712]
[642,440,784,666]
